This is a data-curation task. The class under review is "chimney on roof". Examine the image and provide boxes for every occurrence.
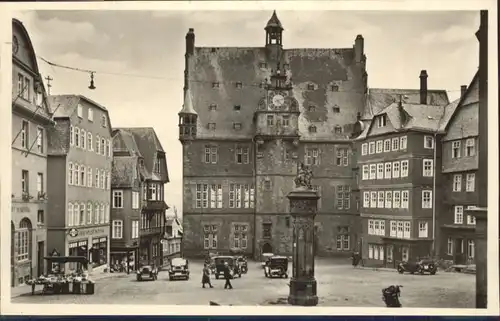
[461,85,467,98]
[186,28,195,56]
[354,35,364,63]
[419,70,428,104]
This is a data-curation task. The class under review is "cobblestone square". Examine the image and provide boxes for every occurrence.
[11,259,474,308]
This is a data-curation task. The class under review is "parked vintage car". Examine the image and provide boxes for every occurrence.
[136,265,158,281]
[236,256,248,274]
[397,259,437,275]
[264,256,289,278]
[213,256,241,279]
[260,252,274,269]
[168,258,190,281]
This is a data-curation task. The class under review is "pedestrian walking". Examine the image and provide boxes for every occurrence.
[202,263,213,288]
[223,262,233,290]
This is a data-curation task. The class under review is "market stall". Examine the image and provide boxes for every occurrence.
[26,256,95,295]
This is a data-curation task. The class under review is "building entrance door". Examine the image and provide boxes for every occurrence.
[262,243,273,254]
[455,238,465,264]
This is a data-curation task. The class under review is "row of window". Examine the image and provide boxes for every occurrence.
[19,120,44,153]
[111,220,139,239]
[304,148,349,166]
[363,190,433,209]
[454,205,477,225]
[69,125,112,157]
[361,135,409,156]
[451,138,476,158]
[67,202,110,227]
[446,238,475,258]
[201,146,350,167]
[363,190,410,209]
[20,170,44,199]
[361,160,410,180]
[68,163,110,189]
[195,184,255,209]
[209,78,341,92]
[452,173,475,192]
[112,190,140,209]
[368,219,429,239]
[368,243,408,262]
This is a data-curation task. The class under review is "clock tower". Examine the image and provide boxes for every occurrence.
[254,62,300,256]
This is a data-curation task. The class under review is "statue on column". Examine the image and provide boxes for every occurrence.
[294,162,313,190]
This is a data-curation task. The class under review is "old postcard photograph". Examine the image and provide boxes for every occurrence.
[0,0,498,316]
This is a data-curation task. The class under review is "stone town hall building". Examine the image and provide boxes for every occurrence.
[179,12,367,258]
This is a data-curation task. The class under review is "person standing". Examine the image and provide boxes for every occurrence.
[202,263,213,288]
[223,262,233,289]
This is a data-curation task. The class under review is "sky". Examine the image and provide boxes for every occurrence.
[11,9,480,217]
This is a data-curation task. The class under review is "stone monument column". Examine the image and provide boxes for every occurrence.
[287,163,319,306]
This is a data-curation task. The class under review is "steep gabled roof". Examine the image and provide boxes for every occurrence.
[265,11,284,30]
[363,88,449,120]
[113,127,168,182]
[47,95,109,123]
[442,71,479,132]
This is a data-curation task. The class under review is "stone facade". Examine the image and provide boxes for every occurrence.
[11,18,53,286]
[180,11,364,259]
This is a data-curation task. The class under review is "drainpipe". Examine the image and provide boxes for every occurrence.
[431,132,437,257]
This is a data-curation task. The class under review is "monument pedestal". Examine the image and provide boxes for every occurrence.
[288,278,318,306]
[287,187,319,307]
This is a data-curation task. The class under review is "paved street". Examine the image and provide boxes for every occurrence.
[11,259,474,308]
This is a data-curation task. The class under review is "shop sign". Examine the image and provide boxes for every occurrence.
[11,205,30,213]
[68,228,78,237]
[68,227,106,238]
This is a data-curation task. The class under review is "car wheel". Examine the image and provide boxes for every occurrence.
[397,267,404,274]
[430,271,436,275]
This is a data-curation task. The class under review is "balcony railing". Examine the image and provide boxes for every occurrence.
[144,200,168,211]
[140,226,163,236]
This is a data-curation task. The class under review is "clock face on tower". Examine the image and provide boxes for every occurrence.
[272,94,285,107]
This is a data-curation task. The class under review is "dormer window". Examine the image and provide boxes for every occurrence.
[307,84,315,90]
[212,82,220,88]
[208,123,216,130]
[209,104,217,111]
[234,105,241,111]
[88,108,94,122]
[309,125,317,133]
[154,157,161,174]
[332,105,340,113]
[331,85,339,92]
[334,126,343,134]
[233,123,242,130]
[308,105,316,112]
[235,82,243,89]
[377,115,387,128]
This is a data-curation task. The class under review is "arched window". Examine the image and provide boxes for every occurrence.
[68,203,74,226]
[17,218,32,261]
[94,202,100,223]
[81,166,86,186]
[74,203,80,226]
[68,163,73,185]
[87,202,93,224]
[74,164,80,186]
[75,127,80,148]
[81,129,86,149]
[100,203,105,224]
[87,132,93,151]
[80,202,86,225]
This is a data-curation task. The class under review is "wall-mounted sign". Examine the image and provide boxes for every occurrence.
[69,228,78,237]
[11,205,30,213]
[68,227,107,238]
